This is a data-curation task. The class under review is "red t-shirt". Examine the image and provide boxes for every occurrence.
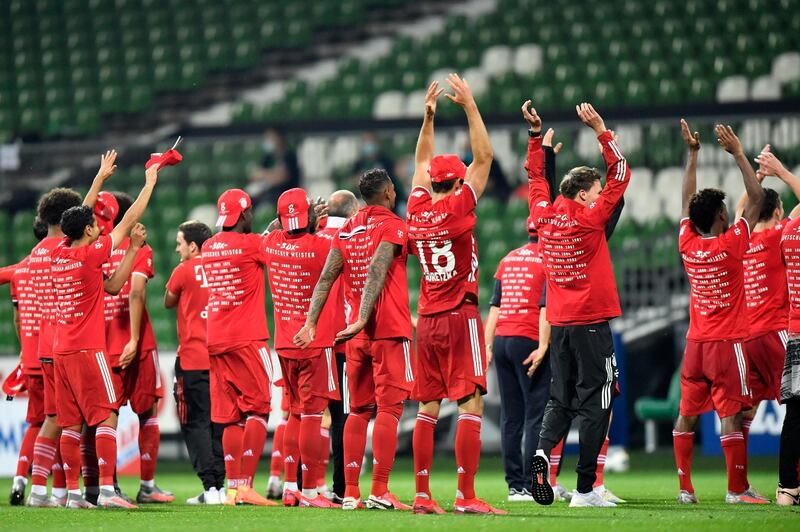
[11,257,42,374]
[406,184,479,315]
[679,217,750,342]
[781,217,800,334]
[0,263,18,285]
[264,230,337,355]
[317,221,348,340]
[28,236,63,358]
[166,256,210,370]
[102,240,157,361]
[51,235,115,354]
[527,131,630,326]
[494,241,546,341]
[744,222,789,336]
[201,231,270,355]
[333,206,412,340]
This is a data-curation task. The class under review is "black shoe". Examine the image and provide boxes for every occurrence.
[9,478,25,506]
[530,452,554,506]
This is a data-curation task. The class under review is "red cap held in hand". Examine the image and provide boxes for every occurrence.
[95,191,119,235]
[429,154,467,183]
[145,136,183,170]
[277,188,310,231]
[527,216,538,237]
[3,363,25,398]
[216,189,252,229]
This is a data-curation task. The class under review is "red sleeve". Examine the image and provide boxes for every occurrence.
[132,245,155,280]
[525,134,555,228]
[87,235,114,267]
[720,218,750,259]
[379,217,407,247]
[0,263,18,286]
[10,275,19,304]
[255,234,270,265]
[585,131,631,228]
[678,218,699,253]
[406,186,431,217]
[493,258,504,281]
[166,263,184,296]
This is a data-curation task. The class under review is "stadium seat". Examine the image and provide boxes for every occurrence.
[772,51,800,84]
[749,75,782,101]
[716,75,749,103]
[634,370,681,453]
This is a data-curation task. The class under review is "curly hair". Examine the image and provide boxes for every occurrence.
[37,187,82,226]
[60,205,96,241]
[560,167,601,200]
[358,168,392,202]
[759,188,780,222]
[688,188,726,233]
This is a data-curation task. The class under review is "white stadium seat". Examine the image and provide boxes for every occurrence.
[513,44,543,77]
[372,91,406,119]
[716,75,748,103]
[772,51,800,84]
[750,75,782,101]
[481,45,513,78]
[403,89,427,118]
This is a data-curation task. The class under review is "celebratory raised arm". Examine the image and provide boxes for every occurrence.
[680,118,701,219]
[755,148,800,219]
[110,163,159,248]
[103,223,146,295]
[446,74,493,199]
[716,124,764,229]
[411,81,445,190]
[82,150,118,209]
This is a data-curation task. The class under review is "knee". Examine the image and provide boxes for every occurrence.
[350,404,374,423]
[376,403,403,420]
[457,390,484,416]
[418,400,441,418]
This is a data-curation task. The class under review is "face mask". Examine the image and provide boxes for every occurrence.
[262,140,275,153]
[362,142,377,157]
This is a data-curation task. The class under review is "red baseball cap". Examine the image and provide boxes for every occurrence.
[2,362,26,398]
[216,189,252,229]
[278,188,310,231]
[95,191,119,235]
[429,154,467,183]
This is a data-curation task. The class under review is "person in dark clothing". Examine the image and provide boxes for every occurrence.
[351,132,405,214]
[248,128,301,207]
[462,140,513,200]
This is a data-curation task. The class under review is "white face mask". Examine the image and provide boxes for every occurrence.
[262,140,275,153]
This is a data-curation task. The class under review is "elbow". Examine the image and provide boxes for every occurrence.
[475,147,494,163]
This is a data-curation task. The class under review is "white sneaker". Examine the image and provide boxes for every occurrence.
[554,484,572,502]
[594,485,626,503]
[569,490,616,507]
[677,490,698,504]
[186,492,204,505]
[508,488,534,502]
[65,492,96,509]
[342,496,361,510]
[207,487,223,505]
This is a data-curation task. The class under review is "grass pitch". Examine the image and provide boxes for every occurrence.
[1,452,797,531]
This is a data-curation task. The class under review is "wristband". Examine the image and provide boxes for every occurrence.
[528,129,542,138]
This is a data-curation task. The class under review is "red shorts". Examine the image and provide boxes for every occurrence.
[278,348,339,415]
[54,350,119,428]
[414,303,488,402]
[744,330,787,402]
[345,337,414,409]
[111,349,165,414]
[210,342,273,424]
[41,361,57,417]
[680,339,751,419]
[24,374,45,425]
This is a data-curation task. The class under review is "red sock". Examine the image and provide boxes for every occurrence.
[741,418,752,487]
[593,437,609,488]
[550,438,564,486]
[139,417,160,483]
[720,432,747,493]
[51,443,66,490]
[371,410,401,497]
[240,416,268,488]
[16,424,39,477]
[318,427,330,487]
[270,419,287,477]
[455,414,482,500]
[95,425,117,487]
[80,427,99,490]
[59,429,82,490]
[300,414,324,491]
[343,410,371,499]
[222,423,244,489]
[413,413,437,497]
[283,414,300,484]
[673,431,695,493]
[31,436,57,487]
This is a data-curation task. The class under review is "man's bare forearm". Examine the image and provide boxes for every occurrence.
[357,241,396,323]
[306,248,343,325]
[681,150,698,217]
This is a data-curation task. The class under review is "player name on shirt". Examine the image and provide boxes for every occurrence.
[781,219,800,333]
[494,242,545,341]
[11,258,43,372]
